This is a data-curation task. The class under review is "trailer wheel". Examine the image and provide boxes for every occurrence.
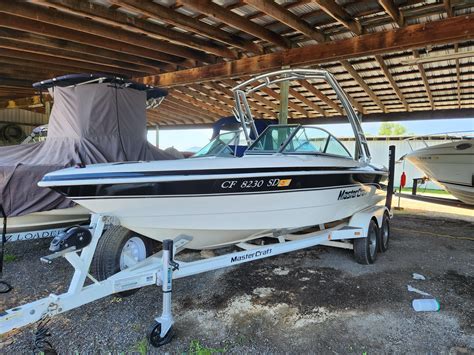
[353,219,379,264]
[91,225,154,297]
[378,212,390,252]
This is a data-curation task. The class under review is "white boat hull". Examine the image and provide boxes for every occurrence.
[406,140,474,205]
[40,152,388,250]
[74,184,385,249]
[6,205,90,234]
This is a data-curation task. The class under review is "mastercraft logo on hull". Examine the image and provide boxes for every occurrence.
[337,187,367,200]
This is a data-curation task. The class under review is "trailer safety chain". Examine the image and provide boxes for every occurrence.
[0,204,12,294]
[392,227,474,241]
[33,303,60,355]
[33,315,57,355]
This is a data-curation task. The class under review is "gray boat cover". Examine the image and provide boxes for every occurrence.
[0,83,175,217]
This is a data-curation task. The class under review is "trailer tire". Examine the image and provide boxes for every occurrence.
[353,219,379,265]
[91,225,154,297]
[378,212,390,252]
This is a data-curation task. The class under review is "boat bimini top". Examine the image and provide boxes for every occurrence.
[33,73,169,109]
[231,68,372,163]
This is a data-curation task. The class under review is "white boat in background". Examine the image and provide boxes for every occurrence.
[5,205,89,241]
[405,133,474,205]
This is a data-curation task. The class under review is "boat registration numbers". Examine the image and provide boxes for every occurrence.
[220,178,292,190]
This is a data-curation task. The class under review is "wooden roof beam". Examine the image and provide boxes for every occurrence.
[0,1,206,67]
[0,67,70,82]
[146,111,182,126]
[138,15,474,87]
[413,50,434,110]
[170,90,230,117]
[157,104,214,124]
[207,82,276,118]
[179,86,235,115]
[0,48,141,77]
[298,80,345,115]
[378,0,405,27]
[162,97,218,122]
[249,84,309,117]
[0,2,206,66]
[180,0,291,49]
[289,87,327,116]
[221,79,283,115]
[313,0,363,35]
[0,14,178,71]
[33,0,237,60]
[0,55,133,82]
[0,28,167,71]
[109,0,263,55]
[0,38,153,76]
[340,60,386,112]
[154,104,211,125]
[374,55,410,111]
[245,0,325,42]
[0,78,36,89]
[188,84,236,111]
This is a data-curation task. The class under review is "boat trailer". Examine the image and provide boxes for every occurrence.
[0,205,390,347]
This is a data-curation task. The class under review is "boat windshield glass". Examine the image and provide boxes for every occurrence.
[192,131,240,157]
[247,125,351,158]
[246,125,298,153]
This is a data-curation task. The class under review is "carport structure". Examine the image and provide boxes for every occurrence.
[0,0,473,127]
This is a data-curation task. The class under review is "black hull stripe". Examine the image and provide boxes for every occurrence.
[43,165,387,182]
[71,183,383,200]
[52,172,387,199]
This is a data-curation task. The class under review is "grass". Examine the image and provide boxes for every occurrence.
[4,253,17,262]
[187,340,227,355]
[132,337,149,355]
[399,187,450,195]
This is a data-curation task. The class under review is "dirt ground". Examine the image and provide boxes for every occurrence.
[1,210,473,354]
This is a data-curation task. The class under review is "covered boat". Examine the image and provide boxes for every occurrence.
[0,74,175,236]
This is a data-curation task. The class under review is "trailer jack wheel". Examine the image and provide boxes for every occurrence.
[148,322,174,347]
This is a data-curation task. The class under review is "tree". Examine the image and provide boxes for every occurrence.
[378,122,408,136]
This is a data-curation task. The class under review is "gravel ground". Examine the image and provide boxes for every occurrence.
[1,211,473,354]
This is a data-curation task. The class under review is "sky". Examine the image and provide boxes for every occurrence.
[148,118,474,151]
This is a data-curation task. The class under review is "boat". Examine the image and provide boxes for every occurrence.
[38,69,388,250]
[405,133,474,205]
[0,70,394,342]
[1,73,175,240]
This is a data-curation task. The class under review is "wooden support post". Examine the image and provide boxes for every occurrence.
[279,80,289,125]
[45,100,51,117]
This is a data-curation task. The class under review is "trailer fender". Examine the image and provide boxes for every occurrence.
[348,206,387,237]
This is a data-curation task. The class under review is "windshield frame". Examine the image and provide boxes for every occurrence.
[245,124,353,159]
[245,124,301,155]
[191,130,242,158]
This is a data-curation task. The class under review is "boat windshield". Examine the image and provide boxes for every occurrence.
[192,131,241,157]
[246,125,352,158]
